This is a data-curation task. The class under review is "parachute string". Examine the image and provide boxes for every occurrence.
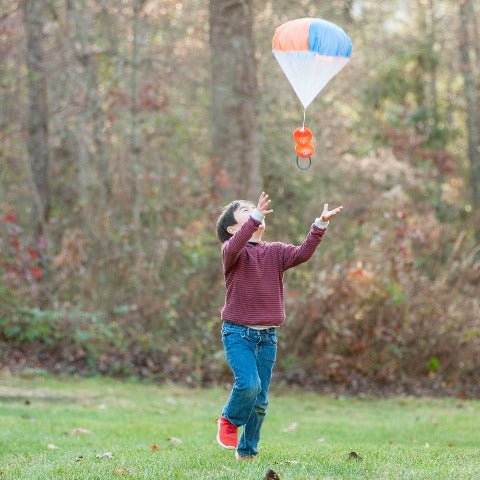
[302,109,306,129]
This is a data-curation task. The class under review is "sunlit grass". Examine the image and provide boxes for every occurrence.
[0,375,479,479]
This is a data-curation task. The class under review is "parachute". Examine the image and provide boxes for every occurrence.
[272,18,352,169]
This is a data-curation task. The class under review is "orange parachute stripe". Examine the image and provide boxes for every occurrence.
[272,18,312,52]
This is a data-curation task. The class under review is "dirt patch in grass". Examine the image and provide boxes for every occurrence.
[0,385,97,404]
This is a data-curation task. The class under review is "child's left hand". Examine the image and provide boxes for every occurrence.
[321,203,343,222]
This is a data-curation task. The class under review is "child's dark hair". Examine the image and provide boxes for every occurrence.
[216,200,254,243]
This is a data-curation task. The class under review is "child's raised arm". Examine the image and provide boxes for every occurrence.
[280,203,343,271]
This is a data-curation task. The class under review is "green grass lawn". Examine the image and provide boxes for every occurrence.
[0,374,479,479]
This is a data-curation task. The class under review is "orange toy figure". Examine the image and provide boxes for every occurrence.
[293,127,314,169]
[293,127,313,144]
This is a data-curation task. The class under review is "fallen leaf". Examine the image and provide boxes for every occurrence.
[96,452,113,459]
[348,451,363,461]
[150,444,160,451]
[264,469,281,480]
[116,468,127,475]
[168,437,182,446]
[47,444,60,449]
[282,422,298,433]
[70,427,92,435]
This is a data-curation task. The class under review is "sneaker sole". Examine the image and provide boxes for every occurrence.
[216,431,236,449]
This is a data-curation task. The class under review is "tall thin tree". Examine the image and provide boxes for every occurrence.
[66,0,110,205]
[459,0,480,241]
[22,0,50,236]
[130,0,146,270]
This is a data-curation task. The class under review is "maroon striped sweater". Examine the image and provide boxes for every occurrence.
[221,216,326,327]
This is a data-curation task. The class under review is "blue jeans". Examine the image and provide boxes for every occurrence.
[221,321,277,457]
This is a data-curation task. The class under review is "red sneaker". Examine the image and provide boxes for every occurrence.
[216,416,238,449]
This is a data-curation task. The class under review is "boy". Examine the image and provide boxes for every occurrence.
[215,192,343,460]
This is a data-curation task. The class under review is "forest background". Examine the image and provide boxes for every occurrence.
[1,0,479,397]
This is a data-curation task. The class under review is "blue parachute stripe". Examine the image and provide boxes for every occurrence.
[307,19,352,57]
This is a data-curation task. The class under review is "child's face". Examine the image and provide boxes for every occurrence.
[227,201,265,236]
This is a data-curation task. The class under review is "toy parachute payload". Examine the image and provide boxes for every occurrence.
[272,18,352,169]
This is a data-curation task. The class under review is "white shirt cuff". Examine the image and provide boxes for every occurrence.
[251,208,265,223]
[314,218,329,229]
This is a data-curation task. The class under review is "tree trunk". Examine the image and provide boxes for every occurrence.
[22,0,50,236]
[130,0,145,269]
[209,0,262,201]
[414,2,427,135]
[459,0,480,241]
[466,0,480,113]
[343,0,353,23]
[66,0,110,205]
[427,0,439,131]
[467,1,480,71]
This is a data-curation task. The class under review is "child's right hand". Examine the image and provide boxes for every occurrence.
[257,192,273,216]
